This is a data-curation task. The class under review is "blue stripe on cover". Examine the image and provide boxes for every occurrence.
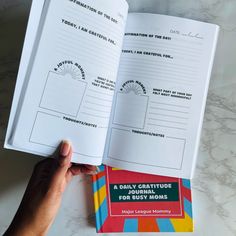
[93,175,106,192]
[184,197,192,218]
[182,179,191,189]
[99,165,105,172]
[156,218,175,232]
[95,198,108,231]
[123,218,138,232]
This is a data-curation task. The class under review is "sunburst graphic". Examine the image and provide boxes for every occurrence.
[54,61,85,80]
[120,80,146,95]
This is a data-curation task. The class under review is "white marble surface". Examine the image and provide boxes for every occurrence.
[0,0,236,235]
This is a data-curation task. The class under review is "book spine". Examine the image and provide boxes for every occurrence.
[92,174,101,232]
[92,165,107,233]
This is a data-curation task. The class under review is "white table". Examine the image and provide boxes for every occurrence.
[0,1,236,235]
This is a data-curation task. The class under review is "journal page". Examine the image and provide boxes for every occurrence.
[103,13,219,178]
[10,0,128,165]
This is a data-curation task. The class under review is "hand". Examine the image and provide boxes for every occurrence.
[4,141,97,236]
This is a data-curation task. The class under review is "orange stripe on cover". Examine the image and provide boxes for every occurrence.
[92,171,105,182]
[138,218,160,232]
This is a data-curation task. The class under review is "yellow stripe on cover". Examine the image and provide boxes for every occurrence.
[94,185,107,212]
[170,213,193,232]
[111,167,121,171]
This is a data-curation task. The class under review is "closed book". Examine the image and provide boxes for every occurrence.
[92,165,193,233]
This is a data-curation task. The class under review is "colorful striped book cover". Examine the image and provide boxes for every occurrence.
[92,165,193,233]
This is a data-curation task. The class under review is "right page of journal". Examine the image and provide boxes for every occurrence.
[103,13,219,179]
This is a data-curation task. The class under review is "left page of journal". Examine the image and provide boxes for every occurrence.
[7,0,128,165]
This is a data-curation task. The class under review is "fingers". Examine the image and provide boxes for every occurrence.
[69,164,98,176]
[52,140,98,186]
[58,140,72,167]
[51,141,72,186]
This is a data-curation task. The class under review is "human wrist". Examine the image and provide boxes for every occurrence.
[4,222,44,236]
[4,208,49,236]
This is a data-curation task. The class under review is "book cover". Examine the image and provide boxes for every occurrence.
[92,165,193,233]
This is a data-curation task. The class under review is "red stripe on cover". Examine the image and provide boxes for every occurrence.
[99,217,125,233]
[181,185,192,203]
[138,218,160,232]
[92,171,105,182]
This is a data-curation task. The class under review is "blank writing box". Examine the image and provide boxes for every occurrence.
[40,72,86,116]
[108,128,185,170]
[113,92,148,129]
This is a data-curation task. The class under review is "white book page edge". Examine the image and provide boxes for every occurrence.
[4,0,46,154]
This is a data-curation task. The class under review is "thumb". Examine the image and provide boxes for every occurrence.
[58,140,72,167]
[52,141,72,186]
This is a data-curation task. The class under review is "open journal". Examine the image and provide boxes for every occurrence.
[4,0,219,179]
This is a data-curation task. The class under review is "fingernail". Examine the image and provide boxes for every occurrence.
[60,141,71,157]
